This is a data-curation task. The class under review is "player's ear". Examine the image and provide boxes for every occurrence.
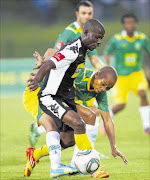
[75,11,78,17]
[95,72,100,79]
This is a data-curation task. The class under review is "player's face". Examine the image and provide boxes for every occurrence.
[93,75,114,93]
[123,17,137,33]
[84,29,105,51]
[76,6,93,25]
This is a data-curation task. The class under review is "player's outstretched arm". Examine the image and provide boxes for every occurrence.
[28,52,56,91]
[99,110,128,164]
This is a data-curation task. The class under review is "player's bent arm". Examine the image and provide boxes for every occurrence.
[104,53,111,66]
[28,60,56,91]
[89,55,105,69]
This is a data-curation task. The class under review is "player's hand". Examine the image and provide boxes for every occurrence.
[33,51,44,70]
[29,72,36,79]
[112,148,128,164]
[27,77,39,91]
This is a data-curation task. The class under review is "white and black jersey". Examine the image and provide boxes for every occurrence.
[38,37,88,131]
[38,37,88,98]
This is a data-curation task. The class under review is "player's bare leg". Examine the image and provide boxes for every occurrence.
[110,103,126,118]
[138,90,150,135]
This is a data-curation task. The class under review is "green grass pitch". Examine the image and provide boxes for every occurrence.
[0,93,150,180]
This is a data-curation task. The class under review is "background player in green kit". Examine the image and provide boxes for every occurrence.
[104,13,150,135]
[53,1,104,69]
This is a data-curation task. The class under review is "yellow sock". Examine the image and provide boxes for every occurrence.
[33,145,49,161]
[75,133,92,150]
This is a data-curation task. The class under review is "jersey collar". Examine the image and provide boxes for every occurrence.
[121,30,138,36]
[74,21,82,33]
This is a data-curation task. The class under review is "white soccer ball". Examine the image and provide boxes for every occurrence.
[74,149,100,174]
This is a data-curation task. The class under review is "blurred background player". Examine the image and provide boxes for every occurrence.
[30,0,107,155]
[104,13,150,135]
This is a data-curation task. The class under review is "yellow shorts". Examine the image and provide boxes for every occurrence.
[111,71,148,104]
[23,87,43,122]
[75,97,96,107]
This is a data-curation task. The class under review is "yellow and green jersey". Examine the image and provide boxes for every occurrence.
[75,68,109,112]
[54,21,97,57]
[104,30,150,75]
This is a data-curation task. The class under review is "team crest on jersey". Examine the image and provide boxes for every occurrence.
[75,68,82,74]
[135,42,141,50]
[121,42,127,48]
[53,53,65,62]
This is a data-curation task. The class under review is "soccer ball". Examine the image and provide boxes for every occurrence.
[74,149,100,174]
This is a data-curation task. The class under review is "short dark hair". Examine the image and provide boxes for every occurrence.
[121,13,138,24]
[76,0,93,11]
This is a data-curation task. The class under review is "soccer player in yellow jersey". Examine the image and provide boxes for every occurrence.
[104,13,150,135]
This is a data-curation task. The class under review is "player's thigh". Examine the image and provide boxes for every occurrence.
[39,95,74,131]
[76,104,96,125]
[63,109,85,131]
[39,113,58,132]
[23,86,41,120]
[130,71,148,95]
[111,75,128,104]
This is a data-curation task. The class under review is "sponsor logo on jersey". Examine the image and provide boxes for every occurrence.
[55,41,64,50]
[53,53,65,62]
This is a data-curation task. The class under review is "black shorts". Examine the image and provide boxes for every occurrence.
[38,94,77,132]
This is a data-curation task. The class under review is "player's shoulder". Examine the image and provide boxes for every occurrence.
[59,37,82,59]
[65,21,79,34]
[136,31,147,40]
[113,32,123,40]
[84,68,95,76]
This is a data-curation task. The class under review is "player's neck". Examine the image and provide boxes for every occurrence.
[126,31,134,37]
[77,20,83,29]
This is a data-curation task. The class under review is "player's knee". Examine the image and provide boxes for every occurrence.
[119,103,126,110]
[74,118,86,132]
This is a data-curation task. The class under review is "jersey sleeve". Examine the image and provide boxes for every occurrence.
[104,36,116,54]
[54,29,76,50]
[143,35,150,54]
[96,92,109,112]
[51,43,79,69]
[88,49,98,57]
